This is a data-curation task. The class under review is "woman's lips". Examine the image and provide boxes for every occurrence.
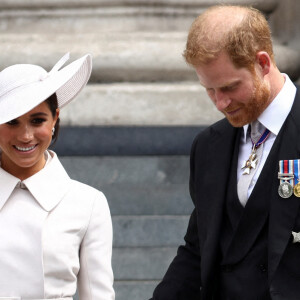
[13,144,37,153]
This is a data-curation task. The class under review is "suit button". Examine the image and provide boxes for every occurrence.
[221,264,233,272]
[259,264,267,272]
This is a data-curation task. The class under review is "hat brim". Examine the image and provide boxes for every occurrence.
[0,54,92,124]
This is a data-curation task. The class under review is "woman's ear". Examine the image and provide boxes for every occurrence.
[53,108,60,125]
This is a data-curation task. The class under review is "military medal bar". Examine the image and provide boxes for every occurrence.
[278,159,300,198]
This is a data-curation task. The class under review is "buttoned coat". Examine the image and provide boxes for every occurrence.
[152,89,300,299]
[0,151,115,300]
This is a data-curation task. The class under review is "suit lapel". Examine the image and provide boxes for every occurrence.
[268,88,300,281]
[198,121,240,286]
[221,126,278,265]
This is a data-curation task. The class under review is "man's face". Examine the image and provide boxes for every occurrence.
[195,52,271,127]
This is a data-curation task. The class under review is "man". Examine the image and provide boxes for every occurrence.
[151,5,300,300]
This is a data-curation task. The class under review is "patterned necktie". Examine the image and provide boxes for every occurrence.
[237,121,266,206]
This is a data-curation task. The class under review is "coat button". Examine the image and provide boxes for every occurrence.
[259,264,267,272]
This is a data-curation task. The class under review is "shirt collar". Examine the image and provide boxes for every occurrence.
[0,151,71,212]
[242,74,296,141]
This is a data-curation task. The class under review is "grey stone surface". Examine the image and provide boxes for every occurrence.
[112,247,178,280]
[60,156,190,186]
[112,215,189,247]
[75,281,158,300]
[0,0,278,34]
[52,126,203,156]
[59,83,222,126]
[104,183,192,216]
[64,155,189,299]
[60,155,193,215]
[114,281,158,300]
[2,33,300,83]
[270,0,300,46]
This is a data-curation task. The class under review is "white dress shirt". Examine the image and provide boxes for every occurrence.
[237,74,297,200]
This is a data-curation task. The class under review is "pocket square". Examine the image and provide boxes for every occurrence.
[292,231,300,243]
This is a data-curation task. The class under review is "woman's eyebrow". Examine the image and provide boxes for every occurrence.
[30,112,48,117]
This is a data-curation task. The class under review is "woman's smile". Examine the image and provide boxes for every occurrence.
[13,144,38,153]
[0,101,58,180]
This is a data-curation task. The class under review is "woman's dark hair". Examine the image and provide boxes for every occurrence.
[45,93,60,145]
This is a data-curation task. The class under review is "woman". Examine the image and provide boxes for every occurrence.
[0,53,115,299]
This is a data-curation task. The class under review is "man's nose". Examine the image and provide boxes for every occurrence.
[214,90,231,111]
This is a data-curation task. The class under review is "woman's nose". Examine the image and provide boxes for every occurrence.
[18,125,33,142]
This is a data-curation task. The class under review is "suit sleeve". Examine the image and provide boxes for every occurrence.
[77,191,115,300]
[151,136,202,300]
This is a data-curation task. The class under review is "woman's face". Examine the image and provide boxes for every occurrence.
[0,101,59,180]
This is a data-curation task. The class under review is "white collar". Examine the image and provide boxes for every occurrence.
[242,74,297,141]
[0,151,71,212]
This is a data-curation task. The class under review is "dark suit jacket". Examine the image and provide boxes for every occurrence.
[151,87,300,300]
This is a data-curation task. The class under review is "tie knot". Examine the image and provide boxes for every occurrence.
[250,121,263,142]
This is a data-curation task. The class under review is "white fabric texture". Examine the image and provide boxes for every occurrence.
[0,151,115,300]
[237,74,296,201]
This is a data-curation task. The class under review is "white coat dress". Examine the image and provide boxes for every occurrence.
[0,151,115,300]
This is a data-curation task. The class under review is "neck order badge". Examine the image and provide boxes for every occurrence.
[241,128,271,175]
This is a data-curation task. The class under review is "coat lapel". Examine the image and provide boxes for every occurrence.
[221,129,280,265]
[268,89,300,281]
[23,151,72,211]
[198,120,240,287]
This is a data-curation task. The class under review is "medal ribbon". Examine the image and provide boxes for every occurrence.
[250,128,271,149]
[294,159,300,185]
[279,159,297,185]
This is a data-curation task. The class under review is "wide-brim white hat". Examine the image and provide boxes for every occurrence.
[0,52,92,124]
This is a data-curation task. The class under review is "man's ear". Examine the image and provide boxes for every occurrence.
[256,51,271,76]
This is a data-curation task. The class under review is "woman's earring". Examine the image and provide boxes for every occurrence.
[52,127,55,136]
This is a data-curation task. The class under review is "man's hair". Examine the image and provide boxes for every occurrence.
[183,5,275,70]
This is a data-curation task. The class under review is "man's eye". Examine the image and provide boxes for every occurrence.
[32,118,46,124]
[206,88,215,94]
[222,85,237,92]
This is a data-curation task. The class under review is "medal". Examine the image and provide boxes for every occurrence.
[241,145,258,175]
[278,182,293,198]
[294,183,300,197]
[241,127,270,175]
[278,159,299,198]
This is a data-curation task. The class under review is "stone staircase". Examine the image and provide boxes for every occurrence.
[60,155,193,299]
[1,1,300,299]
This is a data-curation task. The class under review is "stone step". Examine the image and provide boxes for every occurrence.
[60,156,190,186]
[75,248,179,299]
[114,281,158,300]
[2,33,300,82]
[59,156,194,215]
[75,281,158,300]
[53,126,204,156]
[112,216,190,247]
[59,83,221,126]
[112,247,178,280]
[0,0,278,34]
[104,183,193,216]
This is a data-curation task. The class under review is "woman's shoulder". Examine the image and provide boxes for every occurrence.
[68,179,107,202]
